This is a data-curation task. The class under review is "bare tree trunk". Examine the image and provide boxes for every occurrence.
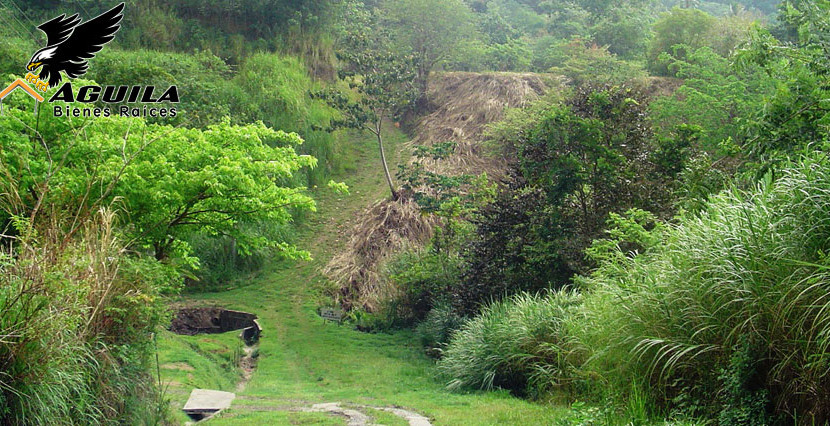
[375,119,397,200]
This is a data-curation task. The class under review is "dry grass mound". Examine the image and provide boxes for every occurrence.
[412,72,550,177]
[324,195,437,311]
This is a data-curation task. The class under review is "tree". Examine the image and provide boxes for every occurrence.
[590,5,652,58]
[314,4,418,199]
[734,1,830,174]
[457,85,683,314]
[647,7,717,75]
[381,0,476,100]
[0,88,317,262]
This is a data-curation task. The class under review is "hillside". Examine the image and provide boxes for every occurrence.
[5,0,830,424]
[157,115,574,425]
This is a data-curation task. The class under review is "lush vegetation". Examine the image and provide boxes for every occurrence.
[360,0,830,423]
[5,0,830,423]
[0,76,318,420]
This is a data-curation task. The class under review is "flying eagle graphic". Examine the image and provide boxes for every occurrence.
[26,3,125,88]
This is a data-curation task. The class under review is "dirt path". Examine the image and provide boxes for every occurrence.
[235,344,257,393]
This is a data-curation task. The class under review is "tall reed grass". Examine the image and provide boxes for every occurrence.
[576,153,830,421]
[0,161,172,423]
[438,290,584,398]
[440,154,830,422]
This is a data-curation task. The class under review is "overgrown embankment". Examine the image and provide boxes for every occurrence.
[157,125,573,424]
[413,72,550,177]
[325,72,551,312]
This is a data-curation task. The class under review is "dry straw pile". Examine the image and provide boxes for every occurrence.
[325,72,549,311]
[413,72,548,178]
[324,195,437,311]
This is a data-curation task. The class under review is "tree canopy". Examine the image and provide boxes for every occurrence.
[1,87,317,262]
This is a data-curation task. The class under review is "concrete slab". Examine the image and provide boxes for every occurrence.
[182,389,235,418]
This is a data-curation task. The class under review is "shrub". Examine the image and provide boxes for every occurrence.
[416,303,465,357]
[438,290,584,398]
[577,153,830,421]
[460,85,675,315]
[550,40,646,86]
[376,217,470,326]
[482,39,533,72]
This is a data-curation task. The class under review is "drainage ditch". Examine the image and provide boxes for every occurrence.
[169,307,262,420]
[170,307,261,344]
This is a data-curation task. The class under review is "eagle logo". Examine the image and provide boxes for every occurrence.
[26,3,124,88]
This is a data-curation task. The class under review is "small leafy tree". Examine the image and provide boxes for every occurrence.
[397,142,474,212]
[381,0,476,100]
[458,85,683,314]
[647,7,717,75]
[314,5,418,199]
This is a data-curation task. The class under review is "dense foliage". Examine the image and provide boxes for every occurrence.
[577,154,830,422]
[20,0,347,66]
[421,2,830,423]
[438,291,583,398]
[1,83,317,263]
[8,0,830,423]
[452,85,682,315]
[0,77,318,420]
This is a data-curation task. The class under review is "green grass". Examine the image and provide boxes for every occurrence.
[156,330,244,423]
[212,411,345,425]
[437,291,584,397]
[157,124,574,424]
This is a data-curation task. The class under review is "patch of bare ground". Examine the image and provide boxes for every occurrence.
[160,362,195,371]
[236,345,257,392]
[234,401,433,426]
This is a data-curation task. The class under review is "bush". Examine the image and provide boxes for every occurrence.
[416,303,465,357]
[550,40,646,86]
[482,39,533,72]
[460,85,676,315]
[438,290,584,398]
[577,153,830,421]
[381,249,452,327]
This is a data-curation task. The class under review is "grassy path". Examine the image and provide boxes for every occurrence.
[157,127,571,425]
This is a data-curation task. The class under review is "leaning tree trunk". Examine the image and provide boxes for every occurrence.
[375,119,398,200]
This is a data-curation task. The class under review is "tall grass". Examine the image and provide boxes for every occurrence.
[438,290,584,398]
[0,155,173,423]
[233,53,342,186]
[188,219,298,291]
[576,153,830,421]
[0,209,172,423]
[439,154,830,422]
